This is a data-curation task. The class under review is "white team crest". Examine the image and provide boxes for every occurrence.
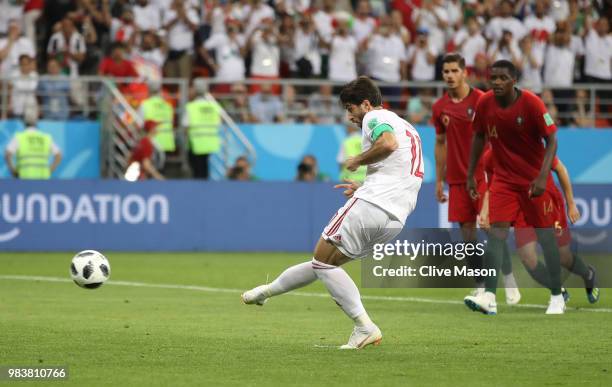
[368,118,379,130]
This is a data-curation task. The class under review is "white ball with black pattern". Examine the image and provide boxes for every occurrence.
[70,250,111,289]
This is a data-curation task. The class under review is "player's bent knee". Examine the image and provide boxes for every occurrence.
[313,237,352,266]
[459,222,477,241]
[559,246,573,267]
[517,244,538,270]
[490,223,511,240]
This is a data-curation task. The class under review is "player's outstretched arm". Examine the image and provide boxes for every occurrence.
[466,131,485,199]
[553,158,581,223]
[530,132,557,197]
[344,131,397,172]
[434,133,447,203]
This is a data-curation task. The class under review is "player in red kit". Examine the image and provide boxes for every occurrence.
[464,60,566,315]
[432,53,520,304]
[480,149,599,304]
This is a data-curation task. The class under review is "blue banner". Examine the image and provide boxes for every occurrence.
[238,124,612,183]
[0,121,609,183]
[0,120,100,178]
[239,124,346,181]
[0,181,609,252]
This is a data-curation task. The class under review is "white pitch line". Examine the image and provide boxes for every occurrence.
[1,275,610,313]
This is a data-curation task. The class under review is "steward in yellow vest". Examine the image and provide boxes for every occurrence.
[185,99,221,155]
[140,82,175,152]
[182,79,222,179]
[4,112,62,179]
[339,126,366,183]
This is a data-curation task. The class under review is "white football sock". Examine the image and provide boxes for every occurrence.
[503,272,518,288]
[312,258,366,320]
[354,313,374,327]
[266,261,317,297]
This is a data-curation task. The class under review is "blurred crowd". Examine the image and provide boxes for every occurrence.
[0,0,611,126]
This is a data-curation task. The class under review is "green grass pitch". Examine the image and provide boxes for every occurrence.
[1,252,611,386]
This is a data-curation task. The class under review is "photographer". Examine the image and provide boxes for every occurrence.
[227,156,255,181]
[296,155,329,182]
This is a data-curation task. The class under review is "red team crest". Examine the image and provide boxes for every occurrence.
[441,114,450,127]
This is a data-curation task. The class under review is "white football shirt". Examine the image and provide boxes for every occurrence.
[354,109,423,225]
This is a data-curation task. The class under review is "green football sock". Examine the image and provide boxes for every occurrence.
[569,254,590,280]
[526,261,551,288]
[465,240,484,284]
[536,228,562,296]
[484,233,505,294]
[501,242,513,275]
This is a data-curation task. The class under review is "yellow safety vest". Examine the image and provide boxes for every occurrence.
[186,99,221,155]
[339,134,367,182]
[16,130,52,179]
[141,96,175,152]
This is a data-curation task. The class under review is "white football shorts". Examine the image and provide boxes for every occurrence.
[322,198,404,259]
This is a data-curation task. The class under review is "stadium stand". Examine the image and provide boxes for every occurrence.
[0,0,611,179]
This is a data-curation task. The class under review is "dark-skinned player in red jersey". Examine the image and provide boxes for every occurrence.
[464,60,567,315]
[480,148,599,304]
[432,53,520,305]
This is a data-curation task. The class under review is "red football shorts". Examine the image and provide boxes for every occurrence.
[448,180,486,223]
[498,183,571,248]
[489,181,559,228]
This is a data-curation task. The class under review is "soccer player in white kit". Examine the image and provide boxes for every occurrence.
[242,76,423,349]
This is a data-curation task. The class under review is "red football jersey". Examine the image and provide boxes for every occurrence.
[473,89,557,189]
[129,137,155,180]
[130,137,154,164]
[432,88,485,184]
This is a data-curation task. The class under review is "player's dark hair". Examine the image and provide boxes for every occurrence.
[339,76,382,107]
[491,59,518,80]
[442,53,466,69]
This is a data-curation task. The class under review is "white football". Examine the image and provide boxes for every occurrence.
[70,250,111,289]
